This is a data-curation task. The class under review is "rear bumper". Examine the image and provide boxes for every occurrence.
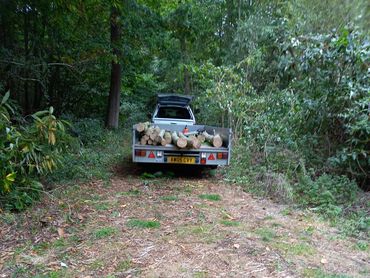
[132,145,230,166]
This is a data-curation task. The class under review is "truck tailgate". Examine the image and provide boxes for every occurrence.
[132,124,232,166]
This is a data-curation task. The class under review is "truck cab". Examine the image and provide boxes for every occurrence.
[152,94,196,125]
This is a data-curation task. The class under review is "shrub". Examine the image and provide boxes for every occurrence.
[47,119,127,184]
[296,174,359,217]
[0,92,73,210]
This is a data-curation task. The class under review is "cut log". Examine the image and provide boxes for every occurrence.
[171,131,187,148]
[179,133,201,149]
[203,131,223,148]
[157,129,167,146]
[189,135,202,148]
[145,126,157,140]
[149,126,160,140]
[140,137,147,145]
[164,131,172,144]
[146,126,154,136]
[136,122,150,133]
[147,139,153,145]
[154,126,161,134]
[197,133,206,143]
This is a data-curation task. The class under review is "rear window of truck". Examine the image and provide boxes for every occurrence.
[156,106,191,119]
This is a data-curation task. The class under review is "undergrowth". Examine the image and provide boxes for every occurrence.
[225,144,369,239]
[48,117,129,185]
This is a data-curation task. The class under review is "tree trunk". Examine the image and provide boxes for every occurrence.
[180,36,191,95]
[24,11,31,115]
[106,7,122,129]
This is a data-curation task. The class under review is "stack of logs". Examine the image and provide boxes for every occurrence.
[135,122,223,149]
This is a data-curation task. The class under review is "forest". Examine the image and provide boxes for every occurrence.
[0,0,369,276]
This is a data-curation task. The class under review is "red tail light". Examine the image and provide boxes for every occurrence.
[217,152,228,159]
[135,150,146,157]
[200,158,206,164]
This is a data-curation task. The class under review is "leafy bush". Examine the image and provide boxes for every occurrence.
[70,117,106,146]
[0,92,73,210]
[296,174,359,217]
[47,118,128,184]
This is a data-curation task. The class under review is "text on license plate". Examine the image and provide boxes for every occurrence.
[167,156,195,164]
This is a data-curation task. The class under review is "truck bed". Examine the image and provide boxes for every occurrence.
[132,124,232,166]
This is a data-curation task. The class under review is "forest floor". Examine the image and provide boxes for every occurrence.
[0,162,369,278]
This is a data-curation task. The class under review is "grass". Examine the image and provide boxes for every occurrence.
[0,212,17,225]
[273,241,316,256]
[355,240,368,251]
[126,219,160,229]
[47,270,69,278]
[93,202,111,211]
[53,238,67,248]
[220,220,240,226]
[89,259,105,270]
[176,224,222,244]
[302,268,352,278]
[117,189,141,197]
[32,241,50,254]
[255,227,276,242]
[193,271,208,278]
[160,195,179,201]
[198,194,221,201]
[116,259,132,272]
[93,227,118,239]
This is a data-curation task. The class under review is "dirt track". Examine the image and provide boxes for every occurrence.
[0,166,369,277]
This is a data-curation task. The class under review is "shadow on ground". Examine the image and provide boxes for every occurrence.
[113,154,218,179]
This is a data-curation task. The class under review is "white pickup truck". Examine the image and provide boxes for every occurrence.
[132,94,232,166]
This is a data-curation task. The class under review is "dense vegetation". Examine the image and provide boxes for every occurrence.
[0,0,369,235]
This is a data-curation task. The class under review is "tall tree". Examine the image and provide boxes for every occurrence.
[106,5,122,129]
[166,3,196,95]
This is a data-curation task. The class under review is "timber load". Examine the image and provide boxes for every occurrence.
[134,122,224,149]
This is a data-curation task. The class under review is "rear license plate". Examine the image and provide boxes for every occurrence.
[167,156,195,164]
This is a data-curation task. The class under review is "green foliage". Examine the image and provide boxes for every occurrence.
[256,227,276,242]
[198,194,221,201]
[302,268,352,278]
[0,93,73,210]
[296,175,358,217]
[48,118,127,184]
[160,195,179,201]
[220,220,240,227]
[0,0,368,245]
[94,227,118,239]
[126,219,160,229]
[355,240,369,251]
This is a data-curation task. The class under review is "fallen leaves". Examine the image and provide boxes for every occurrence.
[233,243,240,249]
[57,227,65,238]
